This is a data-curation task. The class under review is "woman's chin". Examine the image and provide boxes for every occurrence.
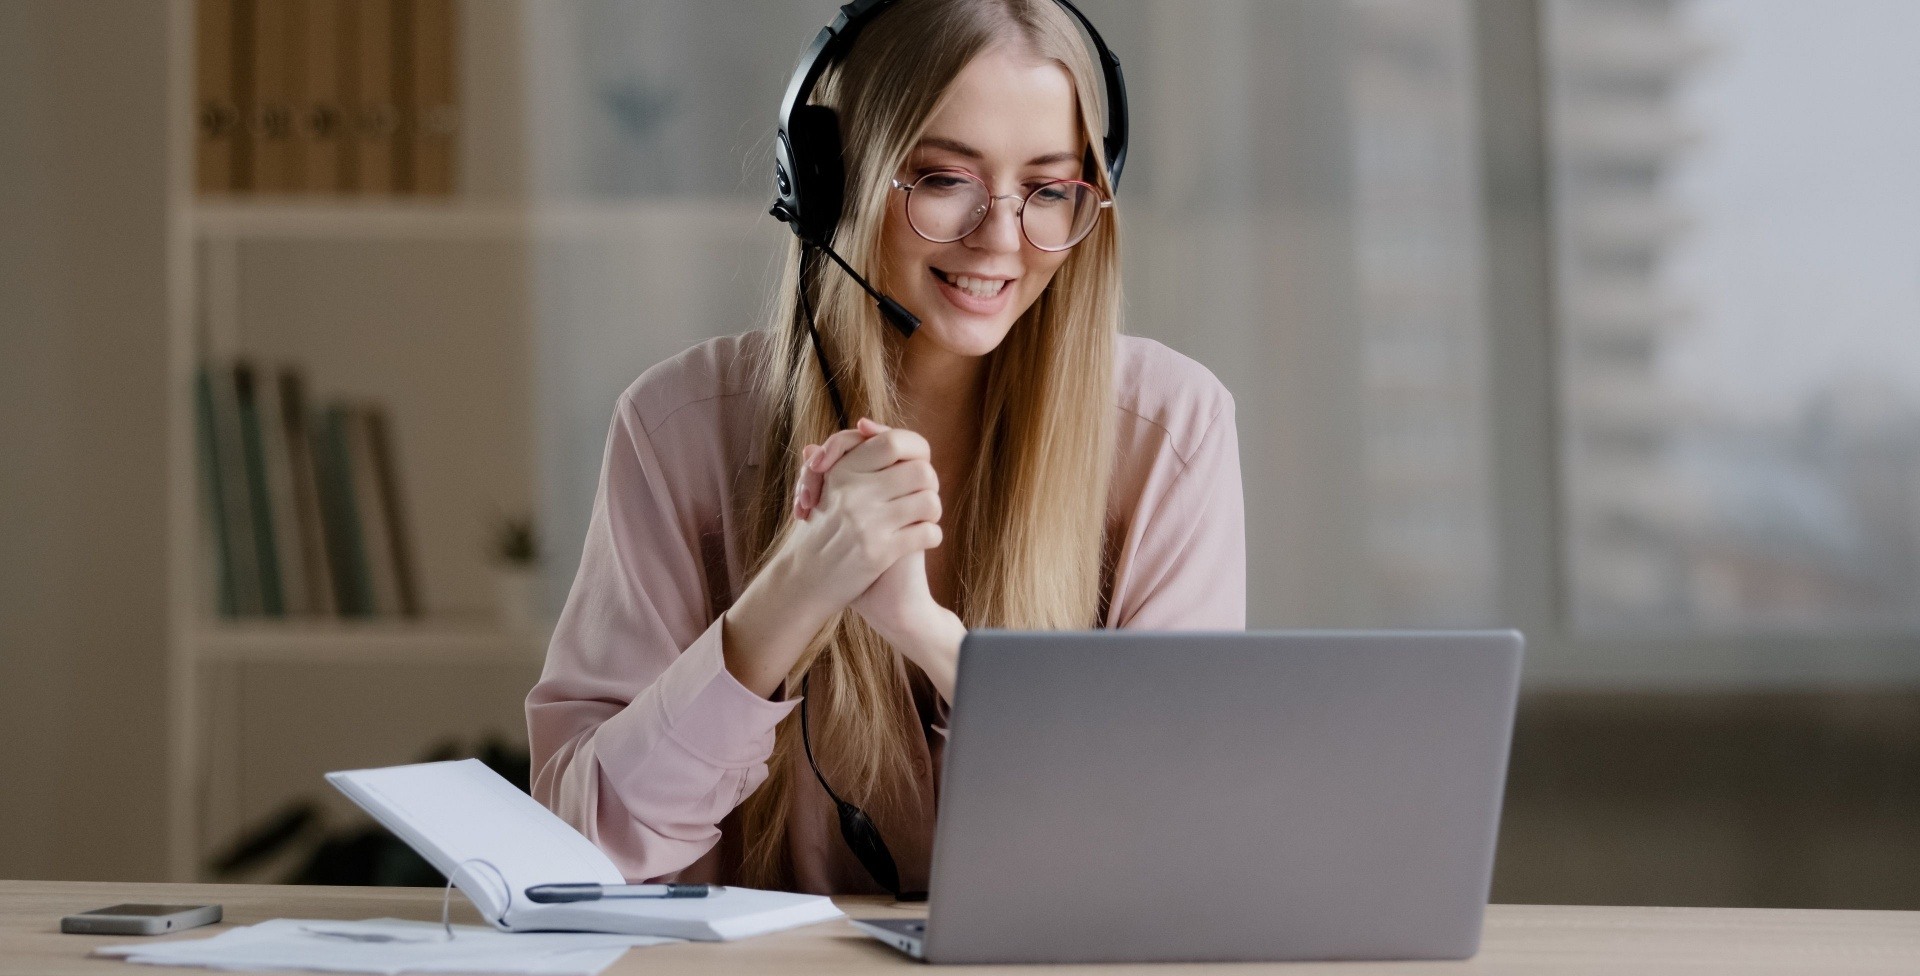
[915,312,1014,359]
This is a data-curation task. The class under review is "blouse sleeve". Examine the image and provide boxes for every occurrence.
[525,393,797,882]
[1107,394,1248,630]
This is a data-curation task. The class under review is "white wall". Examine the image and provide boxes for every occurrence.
[0,1,173,881]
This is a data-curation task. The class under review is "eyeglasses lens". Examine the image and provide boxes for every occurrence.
[906,173,1101,251]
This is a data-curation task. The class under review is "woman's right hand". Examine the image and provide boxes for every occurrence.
[783,419,943,611]
[719,418,941,697]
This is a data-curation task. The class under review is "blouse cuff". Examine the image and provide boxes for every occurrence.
[596,616,800,771]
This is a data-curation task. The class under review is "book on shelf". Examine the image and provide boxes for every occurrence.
[250,360,312,615]
[363,403,422,615]
[344,403,403,616]
[232,362,287,615]
[194,366,242,615]
[346,0,400,194]
[278,369,340,615]
[296,0,350,192]
[397,0,458,195]
[311,402,373,616]
[194,0,243,193]
[316,401,412,619]
[245,0,300,194]
[196,356,420,621]
[195,0,459,195]
[201,360,264,615]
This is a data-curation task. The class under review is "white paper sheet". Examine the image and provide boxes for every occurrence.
[93,918,679,976]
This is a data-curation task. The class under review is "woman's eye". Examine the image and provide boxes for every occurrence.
[920,174,971,190]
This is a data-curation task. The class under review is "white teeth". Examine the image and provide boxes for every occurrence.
[944,273,1008,300]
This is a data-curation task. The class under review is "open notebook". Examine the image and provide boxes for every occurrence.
[326,759,843,940]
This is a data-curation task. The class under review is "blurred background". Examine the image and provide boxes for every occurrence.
[3,0,1917,908]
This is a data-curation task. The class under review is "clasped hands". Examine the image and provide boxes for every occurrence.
[787,418,963,700]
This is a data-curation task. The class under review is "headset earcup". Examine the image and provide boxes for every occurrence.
[789,104,847,246]
[772,129,803,228]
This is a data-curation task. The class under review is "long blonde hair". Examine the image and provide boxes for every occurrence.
[737,0,1121,888]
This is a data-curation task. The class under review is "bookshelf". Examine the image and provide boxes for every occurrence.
[163,0,788,883]
[163,0,555,883]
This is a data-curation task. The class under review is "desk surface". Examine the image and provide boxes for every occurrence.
[4,880,1918,975]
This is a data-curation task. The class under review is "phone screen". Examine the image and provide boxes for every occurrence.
[83,904,197,917]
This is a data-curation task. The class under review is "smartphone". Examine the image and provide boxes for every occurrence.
[60,903,222,936]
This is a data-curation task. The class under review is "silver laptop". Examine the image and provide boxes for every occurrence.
[851,629,1523,964]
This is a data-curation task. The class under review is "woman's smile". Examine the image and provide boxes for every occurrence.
[930,266,1017,314]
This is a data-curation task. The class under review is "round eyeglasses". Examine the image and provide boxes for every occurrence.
[890,170,1112,252]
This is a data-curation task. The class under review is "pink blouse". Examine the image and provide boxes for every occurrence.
[526,330,1244,894]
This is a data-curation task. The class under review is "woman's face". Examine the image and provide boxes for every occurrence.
[879,44,1085,359]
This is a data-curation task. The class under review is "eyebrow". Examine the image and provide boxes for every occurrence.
[914,136,1080,168]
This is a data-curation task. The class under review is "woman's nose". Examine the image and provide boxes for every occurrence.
[965,193,1025,253]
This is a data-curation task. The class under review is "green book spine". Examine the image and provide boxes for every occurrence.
[316,404,373,617]
[210,358,262,615]
[234,363,285,616]
[195,364,238,617]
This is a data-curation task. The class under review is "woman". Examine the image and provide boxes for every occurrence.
[526,0,1244,896]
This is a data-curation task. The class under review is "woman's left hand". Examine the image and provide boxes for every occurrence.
[796,419,964,700]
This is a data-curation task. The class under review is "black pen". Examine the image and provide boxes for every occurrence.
[524,883,718,903]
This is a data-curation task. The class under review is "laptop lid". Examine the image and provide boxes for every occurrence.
[923,629,1523,965]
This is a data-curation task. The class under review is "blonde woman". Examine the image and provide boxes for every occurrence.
[527,0,1244,897]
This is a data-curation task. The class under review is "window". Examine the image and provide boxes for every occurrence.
[1546,0,1920,634]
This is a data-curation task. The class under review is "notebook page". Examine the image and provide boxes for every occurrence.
[508,886,845,941]
[327,760,623,924]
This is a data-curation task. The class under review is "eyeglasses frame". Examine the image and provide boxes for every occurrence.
[889,169,1114,252]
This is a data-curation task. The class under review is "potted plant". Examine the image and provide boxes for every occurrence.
[490,508,542,633]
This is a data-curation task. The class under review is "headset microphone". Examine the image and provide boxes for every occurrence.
[817,240,920,338]
[771,201,920,340]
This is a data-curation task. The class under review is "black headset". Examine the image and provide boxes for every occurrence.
[767,0,1130,901]
[771,0,1129,251]
[770,0,1130,373]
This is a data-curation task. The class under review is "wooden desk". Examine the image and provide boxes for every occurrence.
[4,880,1918,975]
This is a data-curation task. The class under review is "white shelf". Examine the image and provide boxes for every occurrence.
[191,196,770,242]
[193,197,528,241]
[195,618,552,665]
